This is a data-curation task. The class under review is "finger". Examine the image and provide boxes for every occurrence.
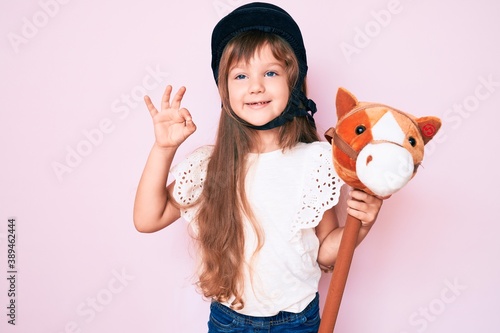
[346,207,363,220]
[161,85,173,110]
[179,108,197,133]
[349,189,369,202]
[346,206,376,225]
[144,95,158,117]
[346,206,368,221]
[178,107,193,122]
[350,190,382,205]
[170,86,187,110]
[346,198,366,212]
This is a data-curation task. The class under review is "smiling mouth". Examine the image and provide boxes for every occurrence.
[246,101,271,106]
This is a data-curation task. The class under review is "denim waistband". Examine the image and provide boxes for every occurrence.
[210,293,319,327]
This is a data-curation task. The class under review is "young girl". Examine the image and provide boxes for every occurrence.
[134,3,383,332]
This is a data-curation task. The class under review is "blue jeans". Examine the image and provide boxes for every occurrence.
[207,293,320,333]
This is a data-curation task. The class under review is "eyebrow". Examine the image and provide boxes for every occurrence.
[229,61,285,72]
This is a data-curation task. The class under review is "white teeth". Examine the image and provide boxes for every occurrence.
[248,101,269,105]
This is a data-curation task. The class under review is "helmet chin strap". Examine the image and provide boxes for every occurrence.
[238,86,317,130]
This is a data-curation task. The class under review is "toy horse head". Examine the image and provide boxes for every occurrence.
[325,88,442,197]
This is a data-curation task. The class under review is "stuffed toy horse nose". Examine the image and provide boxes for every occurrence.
[356,139,415,197]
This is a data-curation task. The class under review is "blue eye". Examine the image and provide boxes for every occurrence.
[265,71,278,77]
[235,74,247,80]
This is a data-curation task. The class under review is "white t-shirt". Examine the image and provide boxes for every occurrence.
[170,141,343,316]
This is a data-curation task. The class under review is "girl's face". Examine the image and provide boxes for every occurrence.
[227,44,289,127]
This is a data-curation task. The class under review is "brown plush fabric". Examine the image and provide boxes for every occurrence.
[325,87,441,196]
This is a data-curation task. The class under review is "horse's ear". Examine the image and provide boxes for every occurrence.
[336,87,358,118]
[417,116,442,145]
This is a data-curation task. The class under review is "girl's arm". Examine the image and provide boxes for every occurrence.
[133,86,196,233]
[133,145,180,233]
[316,190,383,269]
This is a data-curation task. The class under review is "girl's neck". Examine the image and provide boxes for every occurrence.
[250,128,281,153]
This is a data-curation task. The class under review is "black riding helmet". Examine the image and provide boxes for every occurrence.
[211,2,317,130]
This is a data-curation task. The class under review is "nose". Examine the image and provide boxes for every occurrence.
[248,76,265,94]
[366,155,373,166]
[356,143,414,197]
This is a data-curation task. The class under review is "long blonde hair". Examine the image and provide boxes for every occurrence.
[195,31,319,309]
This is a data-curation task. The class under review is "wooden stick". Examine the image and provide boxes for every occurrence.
[318,213,362,333]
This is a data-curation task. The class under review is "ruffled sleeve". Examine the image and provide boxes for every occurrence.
[170,145,213,223]
[290,142,344,241]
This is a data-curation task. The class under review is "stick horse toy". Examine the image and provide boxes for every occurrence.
[319,88,442,332]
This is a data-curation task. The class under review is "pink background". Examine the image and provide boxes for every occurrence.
[1,0,499,332]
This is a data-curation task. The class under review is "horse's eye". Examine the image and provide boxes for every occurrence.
[355,125,366,135]
[409,137,416,147]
